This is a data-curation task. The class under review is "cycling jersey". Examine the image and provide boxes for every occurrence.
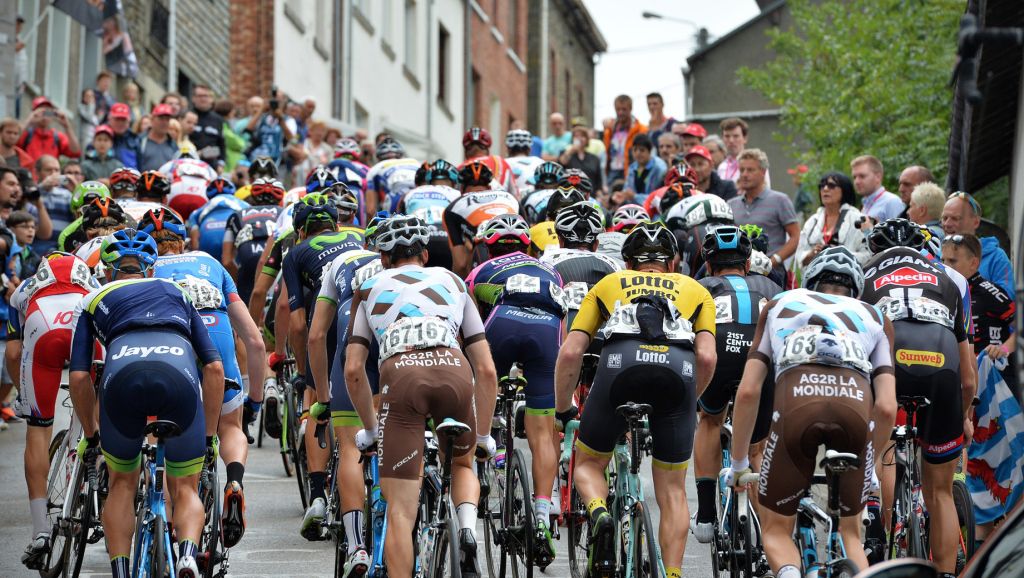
[261,228,298,277]
[594,231,627,268]
[399,185,461,230]
[507,155,545,193]
[967,272,1015,355]
[459,155,517,196]
[115,199,165,223]
[521,189,555,224]
[366,158,420,214]
[223,204,282,303]
[8,255,99,426]
[159,158,217,219]
[188,195,250,260]
[540,247,621,327]
[282,228,365,316]
[465,251,564,318]
[442,190,519,248]
[528,221,559,256]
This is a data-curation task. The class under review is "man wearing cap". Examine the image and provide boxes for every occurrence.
[686,144,736,201]
[138,104,180,172]
[680,123,707,153]
[81,126,124,182]
[559,123,604,194]
[942,192,1014,300]
[107,103,139,169]
[542,112,572,161]
[17,97,81,166]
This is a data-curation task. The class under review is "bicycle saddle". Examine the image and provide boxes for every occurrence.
[436,418,471,439]
[615,403,652,420]
[896,395,930,410]
[143,420,183,440]
[820,449,860,473]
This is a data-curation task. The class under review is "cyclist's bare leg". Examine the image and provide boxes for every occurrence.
[759,507,800,573]
[694,410,724,489]
[24,425,51,501]
[524,413,557,512]
[652,465,688,570]
[336,424,364,513]
[573,450,611,507]
[451,449,480,514]
[167,473,203,545]
[380,477,421,576]
[840,514,868,570]
[218,406,248,468]
[922,458,958,573]
[103,468,141,557]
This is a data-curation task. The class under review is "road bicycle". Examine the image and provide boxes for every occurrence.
[313,421,347,570]
[887,396,929,560]
[415,418,470,578]
[198,440,228,577]
[361,444,389,577]
[132,420,183,577]
[561,352,599,578]
[793,449,863,578]
[276,358,311,510]
[711,418,764,578]
[953,454,975,573]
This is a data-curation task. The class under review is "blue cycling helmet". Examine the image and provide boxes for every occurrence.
[138,207,188,240]
[99,228,159,268]
[376,138,406,160]
[206,176,237,198]
[305,165,338,194]
[532,161,564,188]
[702,225,752,267]
[428,159,460,185]
[292,192,340,231]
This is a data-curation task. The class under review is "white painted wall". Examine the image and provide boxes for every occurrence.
[274,1,335,115]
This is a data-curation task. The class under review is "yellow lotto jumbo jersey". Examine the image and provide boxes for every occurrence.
[529,221,560,256]
[570,270,716,338]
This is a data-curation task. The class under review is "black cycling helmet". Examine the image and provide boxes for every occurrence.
[459,160,493,189]
[622,221,678,264]
[554,201,604,245]
[545,186,586,221]
[81,197,127,232]
[532,161,564,189]
[250,156,279,180]
[557,169,593,196]
[137,170,170,200]
[802,246,865,298]
[702,225,752,268]
[867,218,927,254]
[414,162,431,187]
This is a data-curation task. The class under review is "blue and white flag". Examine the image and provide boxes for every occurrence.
[968,353,1024,524]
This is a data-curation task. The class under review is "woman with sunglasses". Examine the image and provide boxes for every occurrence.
[797,171,870,267]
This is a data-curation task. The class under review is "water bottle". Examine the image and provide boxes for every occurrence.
[863,494,884,564]
[494,447,506,469]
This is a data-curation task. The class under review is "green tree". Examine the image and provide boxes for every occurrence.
[739,0,963,189]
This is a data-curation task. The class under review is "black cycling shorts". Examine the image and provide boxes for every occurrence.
[576,338,697,470]
[425,235,453,271]
[892,320,964,464]
[697,322,774,443]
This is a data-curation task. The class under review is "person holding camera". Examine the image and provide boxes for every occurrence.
[242,90,294,166]
[16,97,80,168]
[797,171,871,266]
[81,125,124,182]
[190,84,227,167]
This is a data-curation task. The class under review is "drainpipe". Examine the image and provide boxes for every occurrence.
[538,0,549,137]
[425,0,435,156]
[168,0,177,91]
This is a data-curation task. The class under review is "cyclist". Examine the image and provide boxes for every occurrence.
[506,129,545,194]
[610,204,648,234]
[108,167,141,200]
[365,138,419,215]
[221,178,285,303]
[344,215,498,578]
[57,180,112,253]
[461,127,517,196]
[279,194,365,539]
[160,156,217,219]
[727,246,897,578]
[554,221,717,578]
[188,176,249,262]
[521,161,565,224]
[690,226,782,544]
[465,214,565,563]
[529,184,586,256]
[68,229,225,578]
[13,253,101,569]
[859,218,977,578]
[234,156,279,202]
[737,223,786,287]
[396,169,460,271]
[442,179,519,277]
[459,158,496,194]
[426,158,461,188]
[74,197,130,269]
[665,190,734,276]
[143,207,267,549]
[117,170,171,223]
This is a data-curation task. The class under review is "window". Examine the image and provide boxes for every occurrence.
[508,0,520,54]
[470,68,482,127]
[404,0,417,70]
[564,69,571,115]
[314,0,330,60]
[150,1,170,48]
[284,0,305,33]
[438,24,450,105]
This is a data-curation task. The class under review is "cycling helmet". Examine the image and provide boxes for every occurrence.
[414,162,431,187]
[463,127,492,150]
[621,221,678,263]
[738,223,769,254]
[866,218,926,254]
[292,192,340,232]
[375,215,430,254]
[325,182,359,216]
[305,165,339,194]
[428,159,460,185]
[71,181,112,214]
[681,195,733,230]
[505,129,533,152]
[364,211,390,250]
[99,228,159,268]
[532,161,564,188]
[139,207,188,240]
[557,169,593,196]
[81,197,127,230]
[612,204,649,233]
[333,138,362,161]
[175,144,199,160]
[665,161,699,187]
[376,138,406,160]
[109,167,141,193]
[459,160,493,188]
[555,202,605,245]
[206,176,237,199]
[802,246,865,298]
[249,156,279,180]
[920,224,942,258]
[478,214,531,247]
[545,186,586,221]
[702,225,752,267]
[137,171,171,200]
[249,178,286,205]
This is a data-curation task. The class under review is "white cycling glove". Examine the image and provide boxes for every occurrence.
[355,428,378,452]
[477,434,497,458]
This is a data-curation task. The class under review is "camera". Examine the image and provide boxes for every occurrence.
[269,85,280,111]
[24,186,40,201]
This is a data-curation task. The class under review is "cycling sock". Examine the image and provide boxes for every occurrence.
[309,471,327,502]
[695,478,717,523]
[110,555,130,578]
[179,539,198,560]
[776,565,800,578]
[587,498,608,524]
[533,495,551,523]
[242,375,250,395]
[29,498,47,535]
[343,510,364,554]
[456,502,478,536]
[226,461,245,486]
[666,567,681,578]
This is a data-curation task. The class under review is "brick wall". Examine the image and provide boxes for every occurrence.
[468,0,528,144]
[229,0,275,107]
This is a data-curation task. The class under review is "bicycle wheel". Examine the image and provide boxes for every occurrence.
[830,558,859,578]
[200,461,222,578]
[480,458,504,578]
[151,516,168,578]
[41,430,72,578]
[430,496,462,578]
[631,501,662,578]
[499,450,533,578]
[295,433,310,510]
[65,472,93,578]
[953,477,976,572]
[727,491,754,578]
[566,483,590,578]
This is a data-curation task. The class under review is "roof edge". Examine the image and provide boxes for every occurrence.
[686,0,786,65]
[559,0,608,54]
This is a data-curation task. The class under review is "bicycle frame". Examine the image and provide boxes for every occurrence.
[608,410,665,576]
[888,398,928,560]
[364,452,389,577]
[133,441,176,577]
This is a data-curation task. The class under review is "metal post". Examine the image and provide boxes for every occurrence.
[538,0,548,137]
[168,0,177,91]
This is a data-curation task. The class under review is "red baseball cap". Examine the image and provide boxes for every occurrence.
[152,103,175,117]
[94,125,114,138]
[682,123,708,139]
[685,145,713,163]
[109,103,131,119]
[31,96,54,110]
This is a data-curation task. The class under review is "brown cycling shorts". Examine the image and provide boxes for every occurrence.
[759,365,873,517]
[377,347,477,480]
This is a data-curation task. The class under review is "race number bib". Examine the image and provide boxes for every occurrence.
[177,275,224,310]
[351,260,384,292]
[876,296,953,330]
[714,296,734,323]
[505,274,540,295]
[412,205,446,226]
[562,282,589,311]
[380,316,456,360]
[600,301,695,344]
[779,326,870,373]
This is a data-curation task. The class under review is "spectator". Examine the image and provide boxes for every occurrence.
[797,171,870,266]
[17,97,81,167]
[646,92,677,144]
[542,113,572,161]
[622,134,666,205]
[107,103,139,169]
[602,95,648,185]
[703,134,727,168]
[717,117,748,182]
[179,111,198,151]
[0,118,31,172]
[81,125,123,182]
[685,145,736,201]
[906,182,945,241]
[77,88,99,148]
[851,154,903,222]
[92,71,115,123]
[896,165,934,218]
[942,191,1014,299]
[215,100,246,174]
[680,123,707,153]
[241,96,293,165]
[0,166,21,222]
[559,124,603,194]
[122,81,143,122]
[788,164,816,217]
[160,92,185,117]
[33,155,71,252]
[293,120,333,184]
[295,96,317,141]
[325,126,342,149]
[133,114,151,136]
[190,84,226,166]
[656,132,681,168]
[586,123,606,157]
[6,210,40,280]
[61,161,84,189]
[727,148,799,273]
[137,104,179,172]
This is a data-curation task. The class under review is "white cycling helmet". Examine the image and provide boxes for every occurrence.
[375,215,431,253]
[505,129,533,151]
[802,246,865,298]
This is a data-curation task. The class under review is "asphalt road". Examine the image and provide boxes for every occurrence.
[0,391,716,577]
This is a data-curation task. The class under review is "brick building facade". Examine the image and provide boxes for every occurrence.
[228,0,275,108]
[467,0,529,152]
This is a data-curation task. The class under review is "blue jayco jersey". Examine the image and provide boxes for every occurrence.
[70,278,221,371]
[398,185,461,232]
[465,251,565,319]
[188,195,250,260]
